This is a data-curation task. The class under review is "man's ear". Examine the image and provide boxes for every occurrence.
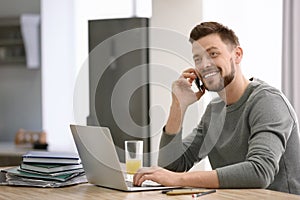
[234,46,243,64]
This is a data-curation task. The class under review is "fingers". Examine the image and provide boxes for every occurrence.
[133,171,142,185]
[133,168,148,186]
[182,67,196,74]
[171,67,204,109]
[133,166,160,186]
[135,174,152,186]
[181,68,197,80]
[180,68,199,87]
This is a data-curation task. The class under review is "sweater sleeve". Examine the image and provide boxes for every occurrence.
[216,90,293,188]
[216,131,285,188]
[158,123,206,172]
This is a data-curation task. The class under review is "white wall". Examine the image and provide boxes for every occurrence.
[41,0,76,152]
[202,0,283,89]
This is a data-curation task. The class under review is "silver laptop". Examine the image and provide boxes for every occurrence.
[70,124,177,192]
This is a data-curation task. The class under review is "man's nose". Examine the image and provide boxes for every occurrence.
[200,56,212,69]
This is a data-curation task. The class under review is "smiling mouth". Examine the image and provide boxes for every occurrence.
[202,71,220,79]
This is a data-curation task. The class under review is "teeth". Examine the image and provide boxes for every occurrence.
[204,72,218,78]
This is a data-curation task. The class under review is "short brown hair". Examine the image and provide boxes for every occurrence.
[189,22,240,47]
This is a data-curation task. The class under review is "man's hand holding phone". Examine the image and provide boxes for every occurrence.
[165,68,205,134]
[171,68,205,109]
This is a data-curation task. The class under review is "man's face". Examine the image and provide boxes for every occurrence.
[192,34,236,92]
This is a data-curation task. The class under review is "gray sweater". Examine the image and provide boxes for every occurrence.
[158,78,300,195]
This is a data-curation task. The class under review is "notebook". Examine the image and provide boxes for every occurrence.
[70,124,178,192]
[22,151,81,164]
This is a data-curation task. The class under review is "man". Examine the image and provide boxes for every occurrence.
[133,22,300,195]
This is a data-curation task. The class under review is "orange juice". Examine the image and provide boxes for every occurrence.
[126,159,142,174]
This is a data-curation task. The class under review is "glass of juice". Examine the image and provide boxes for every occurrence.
[125,140,143,176]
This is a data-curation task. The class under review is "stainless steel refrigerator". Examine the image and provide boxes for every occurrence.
[87,18,150,166]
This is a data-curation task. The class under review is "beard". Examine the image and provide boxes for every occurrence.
[203,59,235,92]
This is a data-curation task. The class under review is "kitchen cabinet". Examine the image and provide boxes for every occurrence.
[0,17,26,66]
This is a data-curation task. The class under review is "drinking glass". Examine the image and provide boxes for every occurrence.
[125,140,143,175]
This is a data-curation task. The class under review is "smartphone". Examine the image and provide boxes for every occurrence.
[194,76,204,92]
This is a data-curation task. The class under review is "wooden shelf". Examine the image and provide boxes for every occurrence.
[0,39,23,46]
[0,57,26,64]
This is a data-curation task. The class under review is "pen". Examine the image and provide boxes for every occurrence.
[162,188,211,195]
[191,189,216,198]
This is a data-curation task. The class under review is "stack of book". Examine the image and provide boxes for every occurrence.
[1,151,87,187]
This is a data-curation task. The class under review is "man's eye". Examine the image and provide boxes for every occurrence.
[210,52,218,58]
[194,58,201,65]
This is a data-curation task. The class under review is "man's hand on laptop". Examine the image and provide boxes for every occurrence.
[133,166,183,186]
